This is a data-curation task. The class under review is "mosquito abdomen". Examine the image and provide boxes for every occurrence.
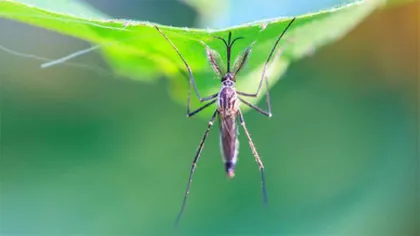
[218,85,240,178]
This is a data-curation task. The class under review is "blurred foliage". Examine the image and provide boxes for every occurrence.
[0,0,418,235]
[0,0,384,116]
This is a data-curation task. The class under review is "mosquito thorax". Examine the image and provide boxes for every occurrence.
[218,78,239,116]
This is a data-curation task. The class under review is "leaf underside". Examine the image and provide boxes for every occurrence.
[0,0,385,117]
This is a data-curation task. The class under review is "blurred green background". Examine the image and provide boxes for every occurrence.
[0,0,418,235]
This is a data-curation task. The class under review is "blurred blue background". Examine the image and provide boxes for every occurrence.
[0,0,418,235]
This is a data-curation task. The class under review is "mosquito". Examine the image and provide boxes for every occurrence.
[155,17,295,226]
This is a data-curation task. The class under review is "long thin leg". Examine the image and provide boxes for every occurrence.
[155,26,210,102]
[186,91,218,116]
[237,18,295,98]
[175,110,218,227]
[238,110,268,204]
[237,18,295,113]
[155,26,218,116]
[237,76,271,117]
[187,99,217,117]
[238,97,271,117]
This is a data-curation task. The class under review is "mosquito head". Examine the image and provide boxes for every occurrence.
[225,161,236,178]
[222,72,235,84]
[215,32,243,74]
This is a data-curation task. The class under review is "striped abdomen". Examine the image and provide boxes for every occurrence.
[217,85,239,177]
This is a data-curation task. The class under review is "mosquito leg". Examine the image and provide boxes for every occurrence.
[238,97,271,117]
[238,110,268,204]
[263,74,272,115]
[187,91,218,116]
[187,99,217,117]
[155,26,219,116]
[175,110,218,227]
[155,26,209,102]
[237,18,295,98]
[236,18,295,113]
[237,76,272,116]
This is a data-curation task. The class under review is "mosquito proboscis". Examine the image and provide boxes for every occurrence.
[155,17,296,226]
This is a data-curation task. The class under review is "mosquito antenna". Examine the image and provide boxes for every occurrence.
[226,33,245,73]
[215,32,244,73]
[226,48,232,71]
[230,37,243,46]
[225,32,232,72]
[214,36,228,47]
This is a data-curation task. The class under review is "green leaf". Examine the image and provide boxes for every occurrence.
[0,0,385,117]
